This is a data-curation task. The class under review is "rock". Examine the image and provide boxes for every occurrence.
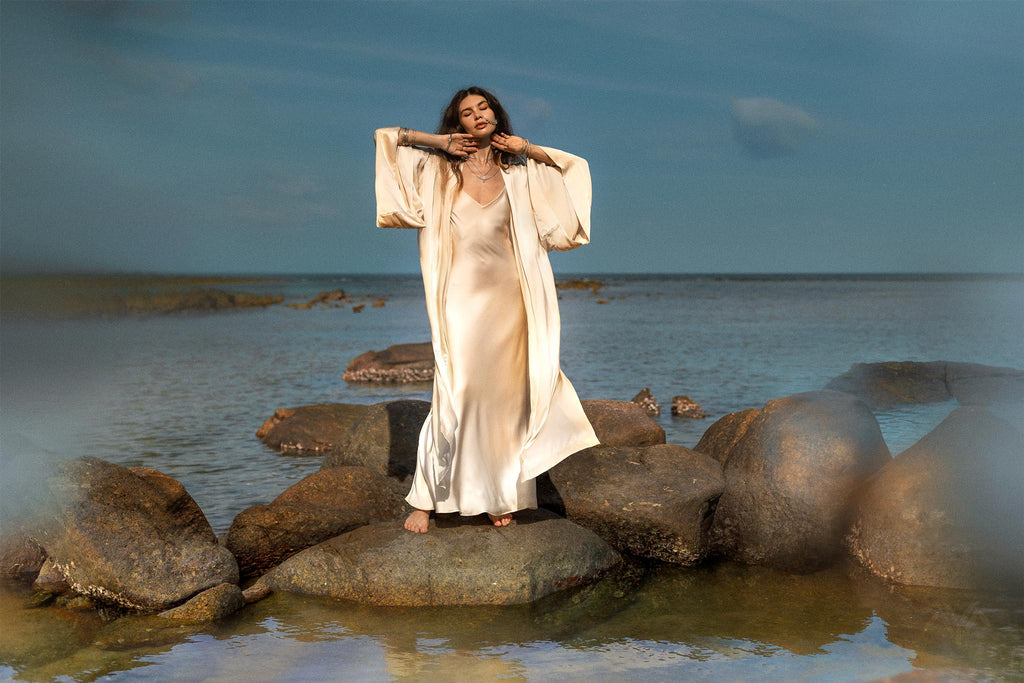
[694,409,760,464]
[545,445,724,565]
[0,533,46,582]
[342,342,434,383]
[824,361,1024,408]
[708,391,891,572]
[581,400,665,447]
[254,509,620,606]
[225,467,402,578]
[671,395,706,419]
[32,559,71,595]
[320,399,431,480]
[32,457,238,611]
[158,583,245,623]
[845,406,1024,589]
[256,403,369,453]
[631,388,660,416]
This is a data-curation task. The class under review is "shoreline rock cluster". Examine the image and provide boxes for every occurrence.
[2,359,1020,624]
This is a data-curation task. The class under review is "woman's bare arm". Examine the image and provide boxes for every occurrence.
[398,128,476,157]
[491,133,556,166]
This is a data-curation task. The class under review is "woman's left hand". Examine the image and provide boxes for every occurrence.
[492,133,529,156]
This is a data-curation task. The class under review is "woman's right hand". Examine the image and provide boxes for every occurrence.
[439,133,477,157]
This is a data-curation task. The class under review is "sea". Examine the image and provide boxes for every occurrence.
[1,273,1022,681]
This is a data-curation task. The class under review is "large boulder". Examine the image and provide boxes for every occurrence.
[845,406,1023,589]
[252,509,620,606]
[581,400,665,447]
[704,391,891,572]
[545,444,724,565]
[31,457,238,611]
[320,399,430,480]
[825,361,1024,408]
[225,466,402,578]
[343,342,434,383]
[256,403,369,453]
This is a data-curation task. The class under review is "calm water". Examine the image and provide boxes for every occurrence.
[2,273,1022,681]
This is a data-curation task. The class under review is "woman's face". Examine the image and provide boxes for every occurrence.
[458,94,496,139]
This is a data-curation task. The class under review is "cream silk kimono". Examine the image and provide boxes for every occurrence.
[374,127,599,516]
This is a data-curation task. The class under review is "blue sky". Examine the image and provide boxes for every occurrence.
[2,1,1021,274]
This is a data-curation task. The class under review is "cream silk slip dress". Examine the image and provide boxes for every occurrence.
[406,185,536,516]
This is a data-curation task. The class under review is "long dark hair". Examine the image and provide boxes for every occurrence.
[436,86,518,187]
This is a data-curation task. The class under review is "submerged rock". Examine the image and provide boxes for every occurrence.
[581,400,665,447]
[343,342,434,383]
[545,444,724,565]
[158,583,245,623]
[256,403,369,453]
[846,406,1024,590]
[825,361,1024,407]
[0,533,46,582]
[226,466,402,578]
[31,457,238,611]
[253,509,620,606]
[320,399,430,481]
[705,391,891,572]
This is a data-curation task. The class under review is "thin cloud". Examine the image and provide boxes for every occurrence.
[731,97,818,158]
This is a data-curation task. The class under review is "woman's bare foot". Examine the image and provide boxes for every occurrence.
[487,512,513,527]
[404,509,430,533]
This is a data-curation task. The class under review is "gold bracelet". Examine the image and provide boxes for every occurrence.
[399,128,410,146]
[521,139,532,157]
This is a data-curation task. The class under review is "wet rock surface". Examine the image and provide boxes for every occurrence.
[320,399,430,481]
[846,406,1024,589]
[0,534,46,582]
[707,391,891,572]
[671,395,707,419]
[581,399,666,447]
[226,467,402,578]
[254,509,620,606]
[31,457,238,611]
[545,444,724,565]
[158,583,245,623]
[343,342,434,383]
[825,360,1024,407]
[257,403,369,453]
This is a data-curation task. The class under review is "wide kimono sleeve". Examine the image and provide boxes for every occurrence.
[526,147,592,252]
[374,127,430,230]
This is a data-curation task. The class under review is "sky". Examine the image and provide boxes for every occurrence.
[1,0,1022,275]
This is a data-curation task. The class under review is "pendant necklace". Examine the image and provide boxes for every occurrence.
[465,151,498,183]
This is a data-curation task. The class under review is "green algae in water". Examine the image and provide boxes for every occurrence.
[3,563,1021,681]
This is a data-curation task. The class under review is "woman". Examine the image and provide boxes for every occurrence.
[375,86,599,533]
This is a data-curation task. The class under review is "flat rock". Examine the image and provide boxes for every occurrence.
[254,508,620,606]
[343,342,434,383]
[846,406,1024,589]
[708,391,891,572]
[158,583,245,623]
[581,400,665,447]
[31,457,238,611]
[256,403,369,453]
[824,361,1024,408]
[226,466,402,578]
[546,444,724,565]
[320,399,430,480]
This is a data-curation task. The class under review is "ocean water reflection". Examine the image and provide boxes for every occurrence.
[3,561,1021,681]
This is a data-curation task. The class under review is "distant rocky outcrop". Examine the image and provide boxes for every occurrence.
[544,444,724,565]
[250,509,620,606]
[846,406,1024,590]
[631,388,660,416]
[825,361,1024,407]
[256,403,369,453]
[30,458,238,611]
[343,342,434,383]
[226,466,401,578]
[699,391,891,572]
[581,400,665,446]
